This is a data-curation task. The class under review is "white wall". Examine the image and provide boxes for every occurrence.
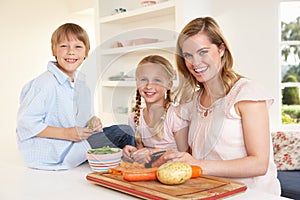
[0,0,95,163]
[0,0,282,165]
[215,0,281,131]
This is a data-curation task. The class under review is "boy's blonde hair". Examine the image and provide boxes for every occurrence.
[51,23,90,57]
[132,55,175,147]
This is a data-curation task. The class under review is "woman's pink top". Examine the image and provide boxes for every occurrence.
[129,105,188,151]
[176,78,280,195]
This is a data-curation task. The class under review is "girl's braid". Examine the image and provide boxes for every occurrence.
[152,89,172,140]
[132,89,142,146]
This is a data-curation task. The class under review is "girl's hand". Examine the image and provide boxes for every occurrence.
[69,127,93,142]
[122,145,138,162]
[131,148,152,164]
[87,116,103,132]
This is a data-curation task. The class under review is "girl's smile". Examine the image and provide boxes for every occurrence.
[144,91,156,97]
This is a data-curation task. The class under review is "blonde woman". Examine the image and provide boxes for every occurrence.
[165,17,281,195]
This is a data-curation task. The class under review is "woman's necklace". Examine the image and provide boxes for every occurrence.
[196,90,216,118]
[197,103,214,117]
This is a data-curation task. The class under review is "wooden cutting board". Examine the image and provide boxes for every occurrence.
[86,172,247,200]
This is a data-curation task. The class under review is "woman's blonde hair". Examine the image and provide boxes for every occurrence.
[51,23,90,57]
[174,17,242,103]
[132,55,175,147]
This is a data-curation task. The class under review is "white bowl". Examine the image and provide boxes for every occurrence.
[86,148,122,172]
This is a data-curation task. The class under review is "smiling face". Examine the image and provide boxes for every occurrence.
[181,32,225,84]
[136,62,173,107]
[51,34,86,81]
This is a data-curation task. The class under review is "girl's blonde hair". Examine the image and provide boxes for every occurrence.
[174,17,243,103]
[51,23,90,57]
[132,55,175,147]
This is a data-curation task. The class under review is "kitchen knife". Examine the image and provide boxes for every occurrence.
[144,150,166,168]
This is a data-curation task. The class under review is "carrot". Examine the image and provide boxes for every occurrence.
[151,150,174,168]
[191,165,202,178]
[108,168,123,175]
[123,168,158,182]
[122,164,202,181]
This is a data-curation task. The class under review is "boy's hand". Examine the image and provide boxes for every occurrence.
[87,116,103,132]
[69,127,93,142]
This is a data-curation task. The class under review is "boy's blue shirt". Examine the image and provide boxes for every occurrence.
[16,61,92,170]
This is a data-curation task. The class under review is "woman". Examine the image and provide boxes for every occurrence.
[167,17,281,195]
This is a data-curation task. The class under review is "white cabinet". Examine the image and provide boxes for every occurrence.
[94,0,183,125]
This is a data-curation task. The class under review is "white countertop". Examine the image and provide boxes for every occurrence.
[0,154,292,200]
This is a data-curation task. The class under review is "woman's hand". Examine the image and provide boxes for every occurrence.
[131,148,152,164]
[165,151,199,165]
[122,145,138,162]
[87,116,103,132]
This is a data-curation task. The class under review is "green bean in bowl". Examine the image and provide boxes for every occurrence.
[86,146,122,172]
[87,146,120,155]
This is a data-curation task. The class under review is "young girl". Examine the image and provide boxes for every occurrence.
[166,17,281,195]
[16,23,133,170]
[122,55,189,164]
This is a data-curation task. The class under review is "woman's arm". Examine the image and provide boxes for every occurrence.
[167,100,270,178]
[232,100,270,176]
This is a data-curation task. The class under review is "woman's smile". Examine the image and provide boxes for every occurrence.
[194,65,208,74]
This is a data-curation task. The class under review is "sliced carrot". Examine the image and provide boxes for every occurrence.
[108,168,123,175]
[191,165,202,178]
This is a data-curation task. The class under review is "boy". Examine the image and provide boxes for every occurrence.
[16,23,133,170]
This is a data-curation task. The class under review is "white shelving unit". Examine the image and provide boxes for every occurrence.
[94,0,183,125]
[99,1,176,24]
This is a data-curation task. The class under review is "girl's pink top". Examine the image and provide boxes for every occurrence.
[176,78,280,195]
[129,105,188,151]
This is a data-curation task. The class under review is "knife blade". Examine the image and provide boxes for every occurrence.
[144,150,166,168]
